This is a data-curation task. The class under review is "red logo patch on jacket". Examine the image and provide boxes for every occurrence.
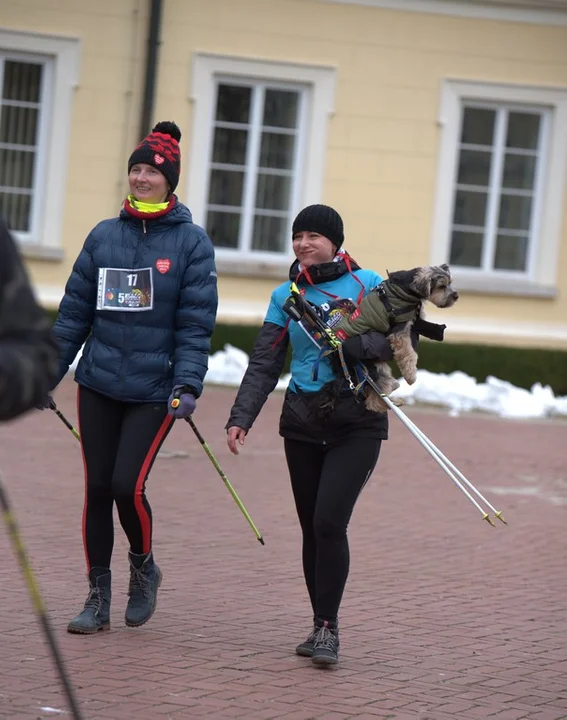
[156,258,171,274]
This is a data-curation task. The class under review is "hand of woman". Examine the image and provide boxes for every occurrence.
[227,426,247,455]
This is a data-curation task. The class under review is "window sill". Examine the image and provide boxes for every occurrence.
[454,274,557,298]
[19,244,64,262]
[216,257,291,280]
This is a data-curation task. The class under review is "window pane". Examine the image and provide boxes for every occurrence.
[506,112,540,150]
[452,189,488,227]
[212,128,248,165]
[208,169,244,206]
[493,234,528,271]
[215,84,251,124]
[260,132,295,170]
[502,153,536,191]
[457,149,492,186]
[252,215,287,252]
[498,194,532,231]
[449,230,483,267]
[0,191,31,232]
[0,105,39,146]
[0,148,35,188]
[206,210,240,249]
[461,107,496,146]
[263,89,299,129]
[3,61,42,102]
[255,173,291,211]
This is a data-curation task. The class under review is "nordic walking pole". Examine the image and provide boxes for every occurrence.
[363,383,496,526]
[170,398,264,545]
[48,398,80,442]
[396,411,507,524]
[285,284,503,526]
[0,474,84,719]
[186,417,264,545]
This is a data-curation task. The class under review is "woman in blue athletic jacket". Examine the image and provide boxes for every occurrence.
[226,204,396,667]
[49,122,217,634]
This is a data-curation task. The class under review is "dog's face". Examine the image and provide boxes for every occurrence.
[410,264,459,308]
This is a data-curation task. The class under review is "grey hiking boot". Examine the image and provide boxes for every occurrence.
[295,625,318,657]
[124,551,162,627]
[312,620,340,666]
[67,568,111,634]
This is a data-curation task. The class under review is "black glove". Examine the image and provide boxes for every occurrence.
[339,336,364,365]
[413,317,446,342]
[35,394,53,411]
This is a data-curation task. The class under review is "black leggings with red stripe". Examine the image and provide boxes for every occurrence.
[77,385,174,570]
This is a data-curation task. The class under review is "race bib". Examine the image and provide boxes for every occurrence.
[97,267,154,311]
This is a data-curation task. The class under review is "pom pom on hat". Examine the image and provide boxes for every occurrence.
[151,121,181,142]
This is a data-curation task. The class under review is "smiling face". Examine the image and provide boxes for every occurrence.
[128,163,169,204]
[292,231,337,268]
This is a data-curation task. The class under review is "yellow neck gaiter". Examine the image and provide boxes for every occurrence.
[128,194,169,214]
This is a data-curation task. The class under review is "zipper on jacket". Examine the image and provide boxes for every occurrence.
[117,218,145,385]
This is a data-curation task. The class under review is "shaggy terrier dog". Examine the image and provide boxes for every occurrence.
[334,264,459,412]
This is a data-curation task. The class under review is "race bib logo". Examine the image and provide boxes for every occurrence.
[299,297,357,346]
[156,258,171,274]
[323,298,358,328]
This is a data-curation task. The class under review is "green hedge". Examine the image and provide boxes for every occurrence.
[46,309,567,395]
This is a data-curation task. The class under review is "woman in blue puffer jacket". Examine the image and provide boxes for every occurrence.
[50,121,218,634]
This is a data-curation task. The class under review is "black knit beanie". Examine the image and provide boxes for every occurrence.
[128,121,182,192]
[292,204,344,249]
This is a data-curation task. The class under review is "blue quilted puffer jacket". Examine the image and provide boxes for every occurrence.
[53,199,218,403]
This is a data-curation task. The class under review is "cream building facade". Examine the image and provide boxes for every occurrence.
[1,0,567,348]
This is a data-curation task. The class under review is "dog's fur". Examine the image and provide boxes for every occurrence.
[337,264,459,412]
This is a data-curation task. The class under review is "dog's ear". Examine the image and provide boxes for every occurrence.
[408,267,434,298]
[387,268,416,287]
[439,263,450,272]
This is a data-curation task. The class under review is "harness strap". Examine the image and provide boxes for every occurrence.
[375,284,421,324]
[273,252,365,351]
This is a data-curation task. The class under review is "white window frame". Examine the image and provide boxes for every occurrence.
[320,0,567,27]
[187,53,336,277]
[430,80,567,297]
[206,78,307,258]
[0,30,80,258]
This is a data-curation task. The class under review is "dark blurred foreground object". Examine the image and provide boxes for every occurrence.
[0,214,59,422]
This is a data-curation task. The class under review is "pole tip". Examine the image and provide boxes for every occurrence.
[258,536,265,546]
[494,510,508,525]
[483,513,496,527]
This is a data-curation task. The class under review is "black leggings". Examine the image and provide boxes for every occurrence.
[284,437,381,624]
[77,385,174,570]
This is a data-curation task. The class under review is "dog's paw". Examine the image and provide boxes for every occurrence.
[404,369,417,385]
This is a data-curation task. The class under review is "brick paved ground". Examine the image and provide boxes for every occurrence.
[1,378,566,720]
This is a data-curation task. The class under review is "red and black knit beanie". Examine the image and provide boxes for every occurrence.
[128,121,182,192]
